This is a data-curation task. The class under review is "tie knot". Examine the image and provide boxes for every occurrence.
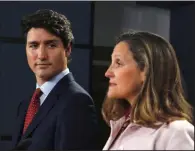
[33,88,43,99]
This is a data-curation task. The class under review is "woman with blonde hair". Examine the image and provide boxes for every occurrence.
[102,30,194,150]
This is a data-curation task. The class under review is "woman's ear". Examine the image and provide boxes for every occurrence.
[140,67,147,83]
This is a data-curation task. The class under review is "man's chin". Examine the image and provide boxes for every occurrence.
[36,73,52,81]
[35,71,60,80]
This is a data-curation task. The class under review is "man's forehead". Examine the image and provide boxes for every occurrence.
[27,28,58,38]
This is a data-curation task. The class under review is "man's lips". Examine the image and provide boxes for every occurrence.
[36,64,51,67]
[36,63,51,65]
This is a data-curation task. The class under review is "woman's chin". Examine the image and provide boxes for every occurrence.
[106,92,117,99]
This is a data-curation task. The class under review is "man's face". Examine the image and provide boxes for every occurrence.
[26,28,70,85]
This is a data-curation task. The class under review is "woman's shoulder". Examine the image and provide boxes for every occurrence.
[167,120,194,132]
[155,120,194,150]
[159,120,194,140]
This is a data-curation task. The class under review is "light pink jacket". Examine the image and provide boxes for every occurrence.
[103,116,194,150]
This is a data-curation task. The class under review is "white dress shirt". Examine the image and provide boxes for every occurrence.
[36,68,70,105]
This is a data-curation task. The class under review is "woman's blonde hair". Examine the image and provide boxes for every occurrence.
[102,30,193,128]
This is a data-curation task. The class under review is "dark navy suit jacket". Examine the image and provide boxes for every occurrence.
[11,73,100,150]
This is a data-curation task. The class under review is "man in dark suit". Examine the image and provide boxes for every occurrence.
[11,9,100,150]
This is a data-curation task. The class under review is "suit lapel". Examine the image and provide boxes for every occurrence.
[104,116,126,150]
[12,96,32,146]
[22,73,75,139]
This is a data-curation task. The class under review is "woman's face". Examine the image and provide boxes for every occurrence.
[105,41,145,102]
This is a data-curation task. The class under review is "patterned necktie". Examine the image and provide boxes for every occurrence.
[23,88,42,134]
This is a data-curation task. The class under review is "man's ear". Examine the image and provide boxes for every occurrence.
[65,43,72,57]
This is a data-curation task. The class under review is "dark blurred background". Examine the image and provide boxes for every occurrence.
[0,1,194,150]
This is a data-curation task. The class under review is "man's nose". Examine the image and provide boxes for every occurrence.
[37,46,48,60]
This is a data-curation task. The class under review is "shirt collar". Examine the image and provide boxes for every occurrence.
[36,68,70,96]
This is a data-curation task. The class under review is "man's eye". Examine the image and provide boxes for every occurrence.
[29,44,38,49]
[48,43,57,48]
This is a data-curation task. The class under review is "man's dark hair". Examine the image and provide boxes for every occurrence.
[21,9,74,48]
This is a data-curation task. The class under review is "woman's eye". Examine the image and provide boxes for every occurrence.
[115,59,123,66]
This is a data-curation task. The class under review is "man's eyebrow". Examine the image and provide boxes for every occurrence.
[44,39,60,44]
[27,41,38,45]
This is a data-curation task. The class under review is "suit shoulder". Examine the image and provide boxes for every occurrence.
[63,81,93,105]
[68,81,91,97]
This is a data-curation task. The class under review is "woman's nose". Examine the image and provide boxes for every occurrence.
[105,66,114,78]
